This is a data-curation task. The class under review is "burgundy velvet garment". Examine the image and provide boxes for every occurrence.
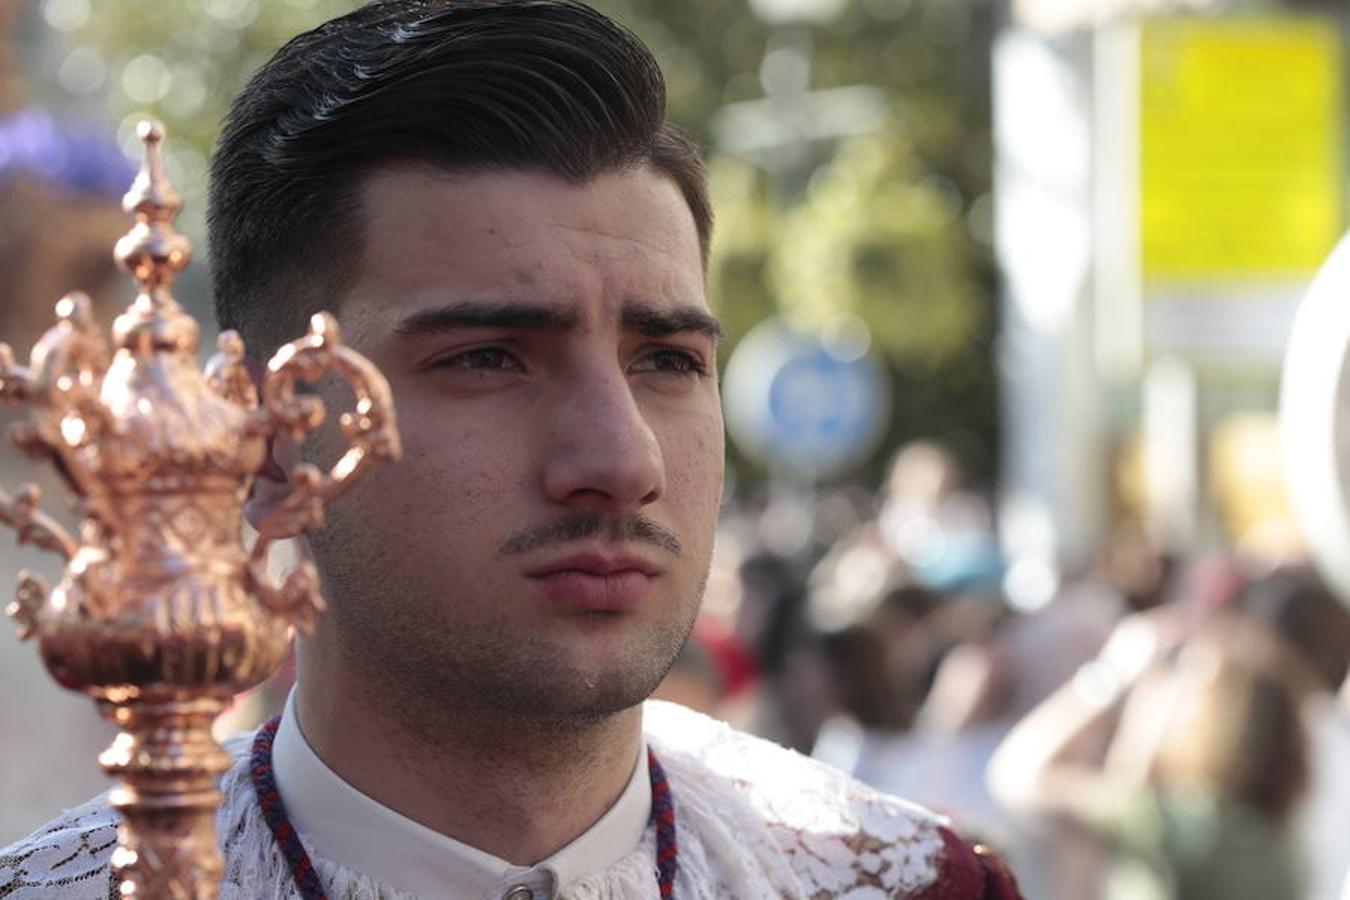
[912,827,1024,900]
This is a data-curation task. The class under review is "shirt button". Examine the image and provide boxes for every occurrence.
[504,887,533,900]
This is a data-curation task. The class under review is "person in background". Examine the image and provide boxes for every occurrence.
[1236,568,1350,900]
[878,441,1002,594]
[813,589,1014,843]
[989,611,1312,900]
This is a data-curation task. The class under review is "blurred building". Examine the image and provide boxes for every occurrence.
[995,0,1347,608]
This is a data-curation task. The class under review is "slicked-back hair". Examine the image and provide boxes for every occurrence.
[208,0,711,358]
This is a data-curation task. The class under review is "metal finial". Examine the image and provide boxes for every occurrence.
[114,119,191,295]
[122,120,181,220]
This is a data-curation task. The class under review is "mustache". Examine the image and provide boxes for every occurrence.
[498,513,682,557]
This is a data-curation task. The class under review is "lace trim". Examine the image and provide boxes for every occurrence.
[645,700,949,898]
[0,798,119,899]
[2,704,993,899]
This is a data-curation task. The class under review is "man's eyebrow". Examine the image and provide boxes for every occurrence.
[393,301,579,336]
[622,304,724,343]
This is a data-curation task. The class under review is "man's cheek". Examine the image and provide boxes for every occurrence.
[668,424,724,501]
[395,433,527,528]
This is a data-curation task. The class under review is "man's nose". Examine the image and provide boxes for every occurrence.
[543,369,664,511]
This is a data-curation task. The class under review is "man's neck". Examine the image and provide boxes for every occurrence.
[293,660,643,865]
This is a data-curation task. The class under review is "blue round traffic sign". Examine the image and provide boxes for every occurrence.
[724,316,890,478]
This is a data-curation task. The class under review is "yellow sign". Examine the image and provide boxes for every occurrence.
[1141,18,1344,282]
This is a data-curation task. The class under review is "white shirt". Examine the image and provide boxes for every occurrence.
[271,694,652,900]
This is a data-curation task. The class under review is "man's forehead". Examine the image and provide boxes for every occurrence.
[336,164,708,343]
[354,163,707,285]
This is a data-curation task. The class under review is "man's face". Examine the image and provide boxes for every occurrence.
[301,163,724,728]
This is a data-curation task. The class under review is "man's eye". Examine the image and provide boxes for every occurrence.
[632,348,708,377]
[428,347,522,371]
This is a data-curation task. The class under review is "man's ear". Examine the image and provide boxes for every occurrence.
[245,434,298,532]
[242,353,299,532]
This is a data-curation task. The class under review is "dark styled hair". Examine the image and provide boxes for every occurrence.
[208,0,711,357]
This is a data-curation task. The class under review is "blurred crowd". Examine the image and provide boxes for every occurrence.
[652,441,1350,900]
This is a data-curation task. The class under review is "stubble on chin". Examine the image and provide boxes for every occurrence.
[313,546,703,743]
[338,603,699,745]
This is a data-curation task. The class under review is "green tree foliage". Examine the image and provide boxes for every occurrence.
[610,0,1000,484]
[53,0,998,484]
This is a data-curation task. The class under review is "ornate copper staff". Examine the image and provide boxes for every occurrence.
[0,121,401,898]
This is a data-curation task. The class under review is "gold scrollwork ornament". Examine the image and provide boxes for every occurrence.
[0,121,401,898]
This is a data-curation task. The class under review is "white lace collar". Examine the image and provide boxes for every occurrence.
[271,693,652,900]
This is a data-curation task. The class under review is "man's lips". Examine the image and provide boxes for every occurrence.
[525,552,662,578]
[524,552,661,611]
